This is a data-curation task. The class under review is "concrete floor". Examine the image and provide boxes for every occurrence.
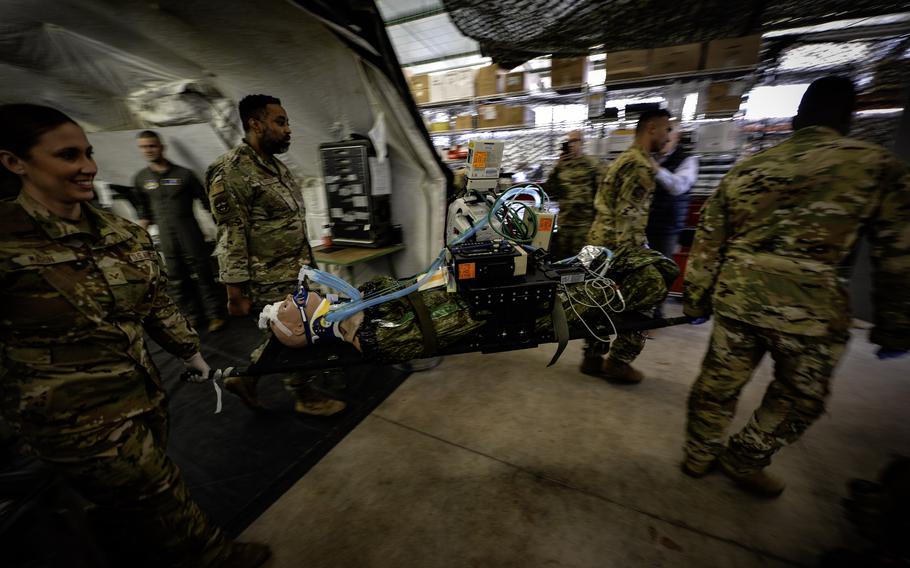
[240,308,910,568]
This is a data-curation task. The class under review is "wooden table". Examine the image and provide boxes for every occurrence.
[312,243,405,283]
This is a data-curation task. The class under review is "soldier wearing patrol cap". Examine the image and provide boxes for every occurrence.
[681,76,910,497]
[206,94,345,417]
[545,129,604,260]
[133,130,227,333]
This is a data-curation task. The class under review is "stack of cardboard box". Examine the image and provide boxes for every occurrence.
[704,81,746,115]
[454,114,475,130]
[550,57,587,88]
[704,35,762,69]
[477,104,533,128]
[408,74,430,104]
[605,35,761,81]
[475,65,501,96]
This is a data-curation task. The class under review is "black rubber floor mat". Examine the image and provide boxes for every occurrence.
[147,316,410,536]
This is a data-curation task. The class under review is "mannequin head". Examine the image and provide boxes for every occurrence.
[261,292,322,348]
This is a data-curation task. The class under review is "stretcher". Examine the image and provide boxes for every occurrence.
[185,313,693,382]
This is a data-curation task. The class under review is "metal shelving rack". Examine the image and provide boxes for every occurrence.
[422,64,762,179]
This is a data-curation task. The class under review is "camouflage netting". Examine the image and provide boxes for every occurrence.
[441,0,909,68]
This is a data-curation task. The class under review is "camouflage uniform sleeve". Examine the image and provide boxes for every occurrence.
[592,160,605,199]
[683,175,730,318]
[587,171,611,246]
[629,159,656,202]
[868,161,910,350]
[140,231,200,359]
[207,164,253,284]
[544,163,562,199]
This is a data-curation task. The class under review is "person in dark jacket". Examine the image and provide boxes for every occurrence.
[646,126,699,260]
[646,125,699,318]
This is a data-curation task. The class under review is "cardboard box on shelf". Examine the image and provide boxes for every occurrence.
[429,73,447,102]
[695,121,741,153]
[503,71,526,93]
[499,105,533,126]
[705,81,745,114]
[443,68,475,101]
[606,49,651,80]
[477,104,500,128]
[454,114,475,130]
[651,43,702,75]
[409,74,430,104]
[476,104,532,128]
[475,65,501,97]
[550,56,587,88]
[607,131,635,153]
[429,121,451,132]
[705,35,761,69]
[428,69,475,102]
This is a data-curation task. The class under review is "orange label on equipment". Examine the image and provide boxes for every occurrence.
[471,151,488,168]
[538,217,554,232]
[458,262,476,280]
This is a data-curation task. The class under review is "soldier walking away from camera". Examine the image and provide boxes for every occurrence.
[681,77,909,497]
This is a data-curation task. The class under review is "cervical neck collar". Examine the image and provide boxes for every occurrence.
[293,288,344,344]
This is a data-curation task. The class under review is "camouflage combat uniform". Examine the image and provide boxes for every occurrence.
[0,192,229,567]
[206,141,318,399]
[357,247,678,364]
[586,146,657,363]
[545,154,602,260]
[683,126,910,473]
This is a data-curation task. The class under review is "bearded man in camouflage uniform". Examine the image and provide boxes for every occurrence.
[681,76,910,497]
[584,110,671,384]
[206,94,345,416]
[545,130,603,260]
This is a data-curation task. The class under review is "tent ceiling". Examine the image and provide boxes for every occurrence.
[439,0,910,68]
[377,0,479,67]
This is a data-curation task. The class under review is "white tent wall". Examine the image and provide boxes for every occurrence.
[0,0,447,280]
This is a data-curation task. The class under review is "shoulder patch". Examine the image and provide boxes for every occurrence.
[209,176,225,196]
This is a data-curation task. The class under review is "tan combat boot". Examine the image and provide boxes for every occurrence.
[224,375,264,411]
[294,388,347,417]
[719,459,786,498]
[221,542,272,568]
[601,358,644,384]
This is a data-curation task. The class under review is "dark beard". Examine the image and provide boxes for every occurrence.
[263,136,290,155]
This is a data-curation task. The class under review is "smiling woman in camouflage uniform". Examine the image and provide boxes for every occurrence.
[0,105,268,567]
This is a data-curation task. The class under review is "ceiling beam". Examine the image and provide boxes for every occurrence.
[385,8,446,27]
